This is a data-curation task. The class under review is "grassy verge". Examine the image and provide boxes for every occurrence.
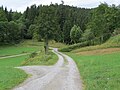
[0,55,28,90]
[21,51,58,66]
[66,52,120,90]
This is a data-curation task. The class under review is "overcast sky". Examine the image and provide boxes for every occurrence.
[0,0,119,12]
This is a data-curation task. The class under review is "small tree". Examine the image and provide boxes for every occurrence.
[28,24,36,37]
[70,25,82,44]
[112,28,120,36]
[0,8,7,21]
[38,5,57,54]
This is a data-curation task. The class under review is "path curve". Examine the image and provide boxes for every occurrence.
[13,48,82,90]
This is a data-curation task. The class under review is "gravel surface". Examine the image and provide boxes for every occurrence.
[13,48,82,90]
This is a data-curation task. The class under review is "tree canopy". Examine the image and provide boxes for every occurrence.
[0,3,120,49]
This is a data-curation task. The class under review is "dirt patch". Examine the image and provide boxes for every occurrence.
[76,48,120,55]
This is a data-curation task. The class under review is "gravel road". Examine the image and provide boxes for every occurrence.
[13,48,82,90]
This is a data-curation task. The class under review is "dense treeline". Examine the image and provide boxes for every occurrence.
[0,6,24,44]
[23,3,90,44]
[0,2,120,51]
[83,3,120,45]
[22,3,91,53]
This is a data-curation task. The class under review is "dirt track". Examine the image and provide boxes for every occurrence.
[13,48,82,90]
[0,53,30,59]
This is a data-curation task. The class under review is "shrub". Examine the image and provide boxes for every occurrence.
[29,52,37,58]
[21,51,58,66]
[59,41,90,52]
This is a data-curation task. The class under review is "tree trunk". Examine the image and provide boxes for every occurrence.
[44,37,49,54]
[101,35,104,44]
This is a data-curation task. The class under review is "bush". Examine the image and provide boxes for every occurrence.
[59,41,90,52]
[29,52,37,58]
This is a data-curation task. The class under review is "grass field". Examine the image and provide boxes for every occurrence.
[0,40,43,57]
[62,34,120,90]
[0,55,28,90]
[0,40,60,90]
[0,46,40,57]
[67,51,120,90]
[0,40,40,90]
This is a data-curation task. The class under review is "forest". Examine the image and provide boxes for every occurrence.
[0,2,120,51]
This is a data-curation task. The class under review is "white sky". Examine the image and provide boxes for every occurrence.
[0,0,119,12]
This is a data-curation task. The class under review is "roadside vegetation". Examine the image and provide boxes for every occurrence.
[20,40,67,66]
[21,51,58,66]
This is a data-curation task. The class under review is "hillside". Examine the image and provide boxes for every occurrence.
[60,34,120,52]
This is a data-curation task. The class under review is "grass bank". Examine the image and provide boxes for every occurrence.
[21,51,58,66]
[60,34,120,52]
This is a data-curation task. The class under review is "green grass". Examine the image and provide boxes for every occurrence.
[0,40,59,90]
[0,46,40,57]
[21,51,58,66]
[0,40,44,90]
[0,40,43,57]
[0,55,29,90]
[67,52,120,90]
[20,40,44,47]
[49,40,68,48]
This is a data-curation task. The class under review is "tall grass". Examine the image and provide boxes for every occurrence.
[21,51,58,66]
